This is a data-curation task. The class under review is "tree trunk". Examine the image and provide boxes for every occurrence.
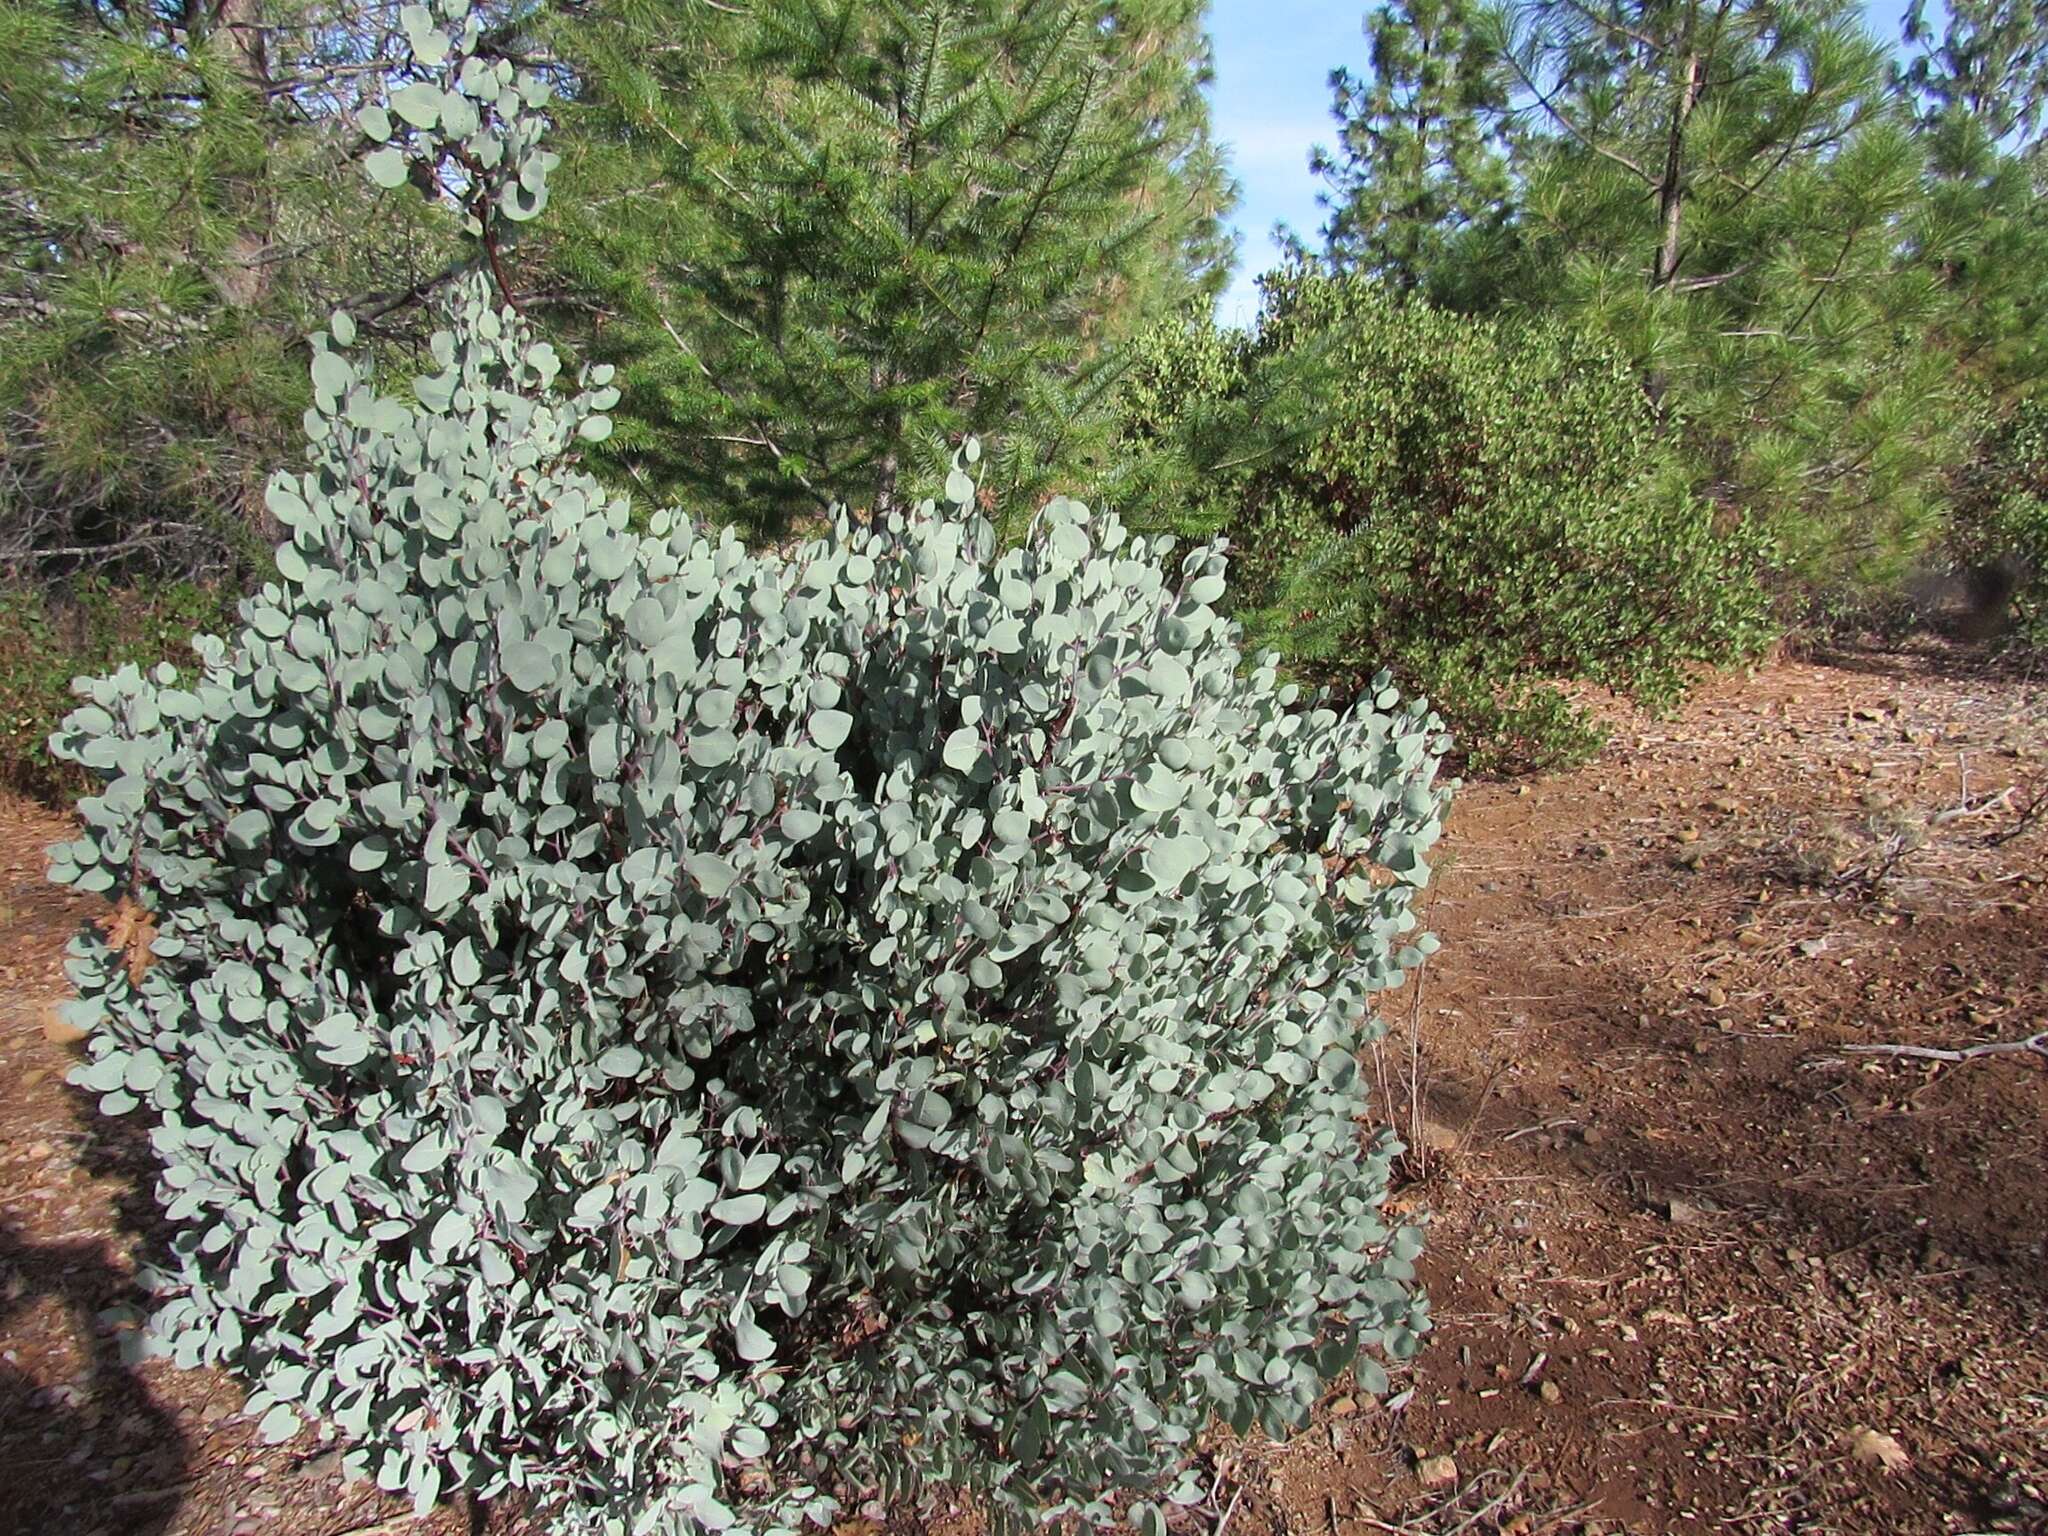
[200,0,281,544]
[1652,12,1702,292]
[192,0,274,309]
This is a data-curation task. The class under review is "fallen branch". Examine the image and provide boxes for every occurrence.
[1843,1030,2048,1064]
[1931,786,2015,825]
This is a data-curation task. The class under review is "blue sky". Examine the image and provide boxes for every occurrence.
[1204,0,1928,325]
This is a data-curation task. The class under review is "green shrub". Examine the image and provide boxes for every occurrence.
[1104,304,1258,540]
[1944,393,2048,645]
[48,175,1451,1536]
[1115,270,1775,772]
[0,577,239,801]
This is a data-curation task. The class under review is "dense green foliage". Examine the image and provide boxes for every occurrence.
[1115,272,1771,770]
[1310,0,1516,296]
[0,0,1231,564]
[0,0,452,582]
[12,0,2048,794]
[537,0,1235,534]
[1488,0,1967,597]
[49,14,1447,1531]
[1302,0,2038,615]
[1945,395,2048,645]
[1903,0,2048,156]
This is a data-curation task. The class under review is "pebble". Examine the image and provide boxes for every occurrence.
[1417,1453,1458,1489]
[1538,1380,1562,1404]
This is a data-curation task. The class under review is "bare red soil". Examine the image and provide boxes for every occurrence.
[1,641,2042,1536]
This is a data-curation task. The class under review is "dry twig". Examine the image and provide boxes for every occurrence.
[1842,1030,2048,1064]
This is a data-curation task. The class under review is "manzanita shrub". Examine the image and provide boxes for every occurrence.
[43,7,1451,1533]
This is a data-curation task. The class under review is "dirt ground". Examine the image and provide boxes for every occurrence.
[0,641,2043,1536]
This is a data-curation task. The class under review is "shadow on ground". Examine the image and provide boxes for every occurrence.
[0,1221,188,1536]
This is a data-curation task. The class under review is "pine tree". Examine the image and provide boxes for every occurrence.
[1484,0,1968,597]
[536,0,1236,535]
[1898,0,2048,619]
[1903,0,2048,156]
[0,0,454,581]
[1902,0,2048,396]
[1312,0,1517,295]
[1913,105,2048,396]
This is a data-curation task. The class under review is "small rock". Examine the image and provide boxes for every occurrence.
[1416,1454,1458,1489]
[1703,984,1728,1007]
[1676,827,1701,844]
[1329,1396,1359,1417]
[1537,1380,1561,1405]
[1707,797,1738,814]
[1665,1198,1706,1225]
[1736,928,1768,949]
[1418,1121,1460,1153]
